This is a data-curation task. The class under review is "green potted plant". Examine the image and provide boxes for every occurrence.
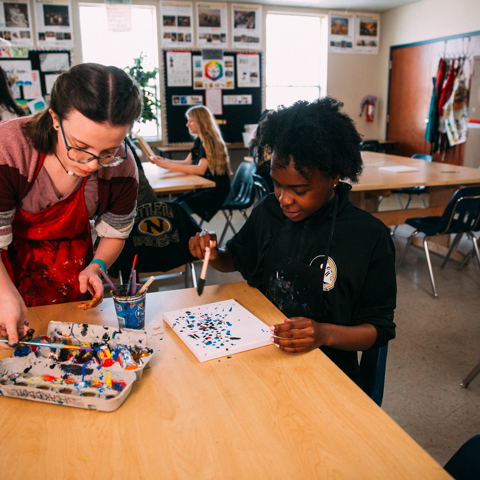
[125,53,161,130]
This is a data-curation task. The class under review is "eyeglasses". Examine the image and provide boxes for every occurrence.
[58,119,128,167]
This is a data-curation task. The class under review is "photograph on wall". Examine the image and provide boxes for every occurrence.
[34,0,73,47]
[354,13,379,54]
[166,50,192,87]
[160,1,193,48]
[231,4,261,50]
[0,0,34,47]
[236,53,259,88]
[192,54,234,89]
[196,2,227,48]
[328,11,354,53]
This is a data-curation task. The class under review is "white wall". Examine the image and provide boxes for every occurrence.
[377,0,480,139]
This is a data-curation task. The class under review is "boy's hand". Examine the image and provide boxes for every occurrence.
[270,317,330,353]
[189,230,218,261]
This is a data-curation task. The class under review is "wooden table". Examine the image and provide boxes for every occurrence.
[150,142,246,158]
[142,161,215,195]
[0,282,451,479]
[352,151,480,226]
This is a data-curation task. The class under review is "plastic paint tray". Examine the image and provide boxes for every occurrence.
[46,322,155,381]
[0,356,136,412]
[0,322,156,412]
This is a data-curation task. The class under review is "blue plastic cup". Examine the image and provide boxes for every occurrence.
[112,284,147,330]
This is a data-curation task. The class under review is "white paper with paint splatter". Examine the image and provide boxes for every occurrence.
[163,299,271,362]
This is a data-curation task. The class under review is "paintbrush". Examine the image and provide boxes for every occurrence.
[0,339,93,352]
[197,241,212,296]
[125,254,138,296]
[137,276,155,296]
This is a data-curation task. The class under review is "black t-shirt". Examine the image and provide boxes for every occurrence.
[174,137,231,222]
[226,182,397,385]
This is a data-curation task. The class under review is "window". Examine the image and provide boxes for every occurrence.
[78,4,160,138]
[266,13,327,110]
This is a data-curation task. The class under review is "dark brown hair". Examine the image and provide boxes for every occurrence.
[23,63,143,154]
[0,66,26,118]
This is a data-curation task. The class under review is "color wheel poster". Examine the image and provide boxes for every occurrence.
[0,0,34,47]
[329,11,354,53]
[355,13,379,54]
[192,54,234,89]
[196,2,227,48]
[231,4,261,50]
[34,0,73,47]
[160,1,193,48]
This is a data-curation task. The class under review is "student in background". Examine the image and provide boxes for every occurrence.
[0,63,142,348]
[151,105,231,223]
[0,65,26,122]
[248,109,274,192]
[188,97,396,386]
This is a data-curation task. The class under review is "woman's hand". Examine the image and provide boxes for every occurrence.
[270,317,331,353]
[78,265,104,308]
[1,293,29,349]
[189,230,218,261]
[151,156,168,168]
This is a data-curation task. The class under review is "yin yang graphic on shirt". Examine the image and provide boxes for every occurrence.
[309,255,337,291]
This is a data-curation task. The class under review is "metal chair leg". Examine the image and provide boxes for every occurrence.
[396,230,419,271]
[440,232,464,270]
[423,236,438,298]
[404,195,412,210]
[395,193,404,209]
[467,232,480,269]
[218,210,235,246]
[189,262,197,288]
[419,194,427,208]
[460,361,480,388]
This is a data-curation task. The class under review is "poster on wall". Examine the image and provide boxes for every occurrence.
[0,0,34,47]
[34,0,74,48]
[166,50,192,87]
[231,4,261,50]
[328,11,354,53]
[192,54,234,89]
[160,1,193,48]
[196,2,227,48]
[236,53,259,87]
[105,0,132,33]
[354,13,379,54]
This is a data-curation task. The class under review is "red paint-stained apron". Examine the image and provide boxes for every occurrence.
[1,154,94,307]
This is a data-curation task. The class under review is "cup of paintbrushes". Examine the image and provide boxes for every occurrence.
[111,284,147,330]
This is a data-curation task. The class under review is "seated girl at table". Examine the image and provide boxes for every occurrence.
[188,97,397,386]
[0,65,26,122]
[0,63,142,348]
[151,105,231,223]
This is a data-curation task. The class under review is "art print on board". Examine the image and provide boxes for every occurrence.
[163,299,271,362]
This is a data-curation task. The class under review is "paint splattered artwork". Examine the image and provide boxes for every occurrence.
[163,299,271,362]
[0,322,155,412]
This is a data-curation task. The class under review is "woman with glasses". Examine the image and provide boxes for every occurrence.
[0,63,142,348]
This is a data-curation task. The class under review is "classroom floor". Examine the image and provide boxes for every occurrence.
[110,154,480,467]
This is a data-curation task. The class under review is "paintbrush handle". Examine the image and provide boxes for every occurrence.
[200,246,212,280]
[137,275,155,296]
[0,339,93,352]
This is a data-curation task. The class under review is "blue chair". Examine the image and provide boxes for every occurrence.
[360,140,379,152]
[444,434,480,479]
[253,173,271,201]
[218,161,257,246]
[391,153,434,210]
[360,344,388,407]
[396,186,480,298]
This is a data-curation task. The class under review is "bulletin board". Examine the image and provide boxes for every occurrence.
[0,49,72,101]
[162,49,263,144]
